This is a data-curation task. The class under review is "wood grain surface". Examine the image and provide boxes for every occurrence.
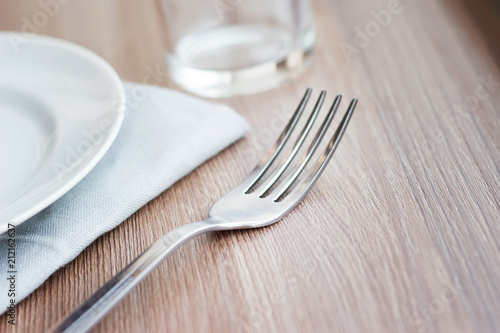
[1,0,500,332]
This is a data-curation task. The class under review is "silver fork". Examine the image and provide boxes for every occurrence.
[55,89,358,333]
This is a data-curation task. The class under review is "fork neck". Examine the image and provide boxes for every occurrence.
[159,218,222,247]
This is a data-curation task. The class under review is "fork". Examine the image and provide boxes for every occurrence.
[55,89,358,333]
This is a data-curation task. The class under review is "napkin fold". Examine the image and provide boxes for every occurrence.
[0,82,248,313]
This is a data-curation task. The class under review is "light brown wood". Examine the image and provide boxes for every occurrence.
[1,0,500,332]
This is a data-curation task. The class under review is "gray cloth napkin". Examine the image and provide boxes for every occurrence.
[0,82,248,313]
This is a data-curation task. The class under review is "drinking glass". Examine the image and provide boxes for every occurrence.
[160,0,315,97]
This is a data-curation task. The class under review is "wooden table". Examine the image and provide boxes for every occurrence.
[1,0,499,332]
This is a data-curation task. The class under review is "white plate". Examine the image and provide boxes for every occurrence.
[0,33,125,233]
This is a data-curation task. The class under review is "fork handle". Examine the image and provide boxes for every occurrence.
[53,220,216,333]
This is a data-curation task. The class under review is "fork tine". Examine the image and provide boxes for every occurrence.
[244,88,312,192]
[268,95,343,199]
[276,99,357,202]
[257,91,329,197]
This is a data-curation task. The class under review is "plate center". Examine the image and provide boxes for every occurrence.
[0,87,58,208]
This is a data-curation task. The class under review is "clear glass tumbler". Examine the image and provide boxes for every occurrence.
[160,0,315,98]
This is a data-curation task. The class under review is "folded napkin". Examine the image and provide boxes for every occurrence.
[0,82,248,313]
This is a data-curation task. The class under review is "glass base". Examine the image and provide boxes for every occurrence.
[166,24,315,98]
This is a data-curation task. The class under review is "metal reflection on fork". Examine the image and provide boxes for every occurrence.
[54,89,358,333]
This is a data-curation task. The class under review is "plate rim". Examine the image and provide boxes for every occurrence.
[0,32,126,233]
